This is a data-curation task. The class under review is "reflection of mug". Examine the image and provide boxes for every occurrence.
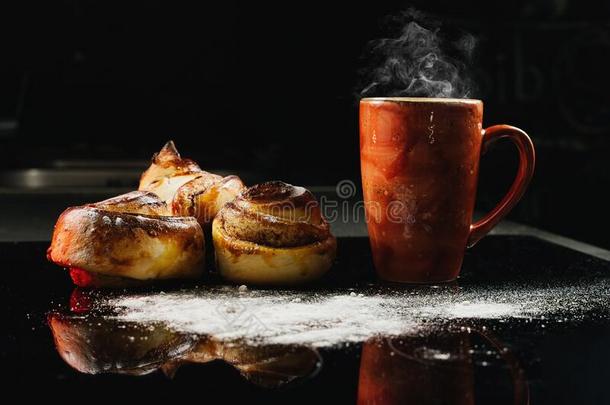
[357,330,529,405]
[360,98,535,283]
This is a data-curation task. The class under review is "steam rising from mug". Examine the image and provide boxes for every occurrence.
[361,11,477,98]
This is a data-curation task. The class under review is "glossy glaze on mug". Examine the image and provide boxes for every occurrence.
[360,98,484,283]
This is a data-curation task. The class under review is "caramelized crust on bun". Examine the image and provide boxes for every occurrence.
[47,191,204,286]
[139,141,245,226]
[213,181,336,285]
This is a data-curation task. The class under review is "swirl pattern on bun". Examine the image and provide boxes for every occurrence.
[213,181,336,285]
[139,141,245,226]
[47,191,204,287]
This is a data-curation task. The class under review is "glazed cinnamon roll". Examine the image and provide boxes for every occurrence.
[213,181,337,285]
[47,191,205,287]
[139,141,245,226]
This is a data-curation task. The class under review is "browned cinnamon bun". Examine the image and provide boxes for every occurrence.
[47,191,205,287]
[212,181,337,285]
[139,141,245,226]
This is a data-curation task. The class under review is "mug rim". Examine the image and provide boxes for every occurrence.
[360,97,481,104]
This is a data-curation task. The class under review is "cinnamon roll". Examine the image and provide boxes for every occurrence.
[212,181,337,285]
[47,191,205,287]
[139,141,245,226]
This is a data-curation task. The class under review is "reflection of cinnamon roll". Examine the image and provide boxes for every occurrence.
[47,191,205,287]
[139,141,245,226]
[215,341,322,388]
[213,181,337,285]
[49,309,321,387]
[48,313,196,375]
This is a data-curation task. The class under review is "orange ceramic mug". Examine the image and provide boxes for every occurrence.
[360,98,535,283]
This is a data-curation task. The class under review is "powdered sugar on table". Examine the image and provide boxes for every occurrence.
[103,278,610,347]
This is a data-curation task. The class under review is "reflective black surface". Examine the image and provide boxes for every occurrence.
[2,236,610,404]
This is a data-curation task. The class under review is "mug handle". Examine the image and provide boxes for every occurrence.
[476,329,530,405]
[467,125,535,248]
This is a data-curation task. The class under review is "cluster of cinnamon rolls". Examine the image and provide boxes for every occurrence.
[47,141,336,287]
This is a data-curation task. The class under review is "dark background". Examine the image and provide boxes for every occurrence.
[1,0,609,248]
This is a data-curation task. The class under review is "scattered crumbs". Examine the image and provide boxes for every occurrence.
[350,292,357,297]
[238,285,248,293]
[102,216,111,225]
